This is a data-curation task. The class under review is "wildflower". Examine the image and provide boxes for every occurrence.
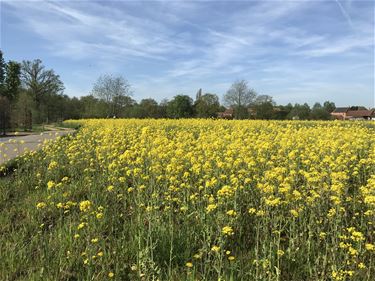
[91,238,99,243]
[79,200,92,212]
[222,226,234,236]
[185,262,193,268]
[226,210,237,216]
[36,202,47,209]
[228,256,235,261]
[211,245,220,252]
[248,208,256,214]
[77,222,86,230]
[108,272,114,278]
[107,185,114,192]
[47,181,55,189]
[206,204,217,213]
[290,209,299,218]
[365,243,374,251]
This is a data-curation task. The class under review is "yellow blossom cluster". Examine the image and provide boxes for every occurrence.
[23,119,375,280]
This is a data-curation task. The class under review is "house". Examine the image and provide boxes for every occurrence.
[217,108,234,119]
[331,107,349,120]
[346,109,375,120]
[331,106,375,120]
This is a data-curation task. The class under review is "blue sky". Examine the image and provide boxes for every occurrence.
[1,0,374,107]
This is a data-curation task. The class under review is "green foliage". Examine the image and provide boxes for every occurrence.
[167,95,194,118]
[194,93,220,118]
[0,50,5,94]
[4,61,21,102]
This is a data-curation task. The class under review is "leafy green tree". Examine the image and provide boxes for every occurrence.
[14,90,35,131]
[4,61,21,102]
[0,96,11,135]
[195,93,220,118]
[135,98,160,118]
[113,95,136,117]
[323,101,336,113]
[310,102,331,120]
[21,59,64,122]
[0,50,5,95]
[167,95,194,118]
[253,95,275,119]
[287,103,311,120]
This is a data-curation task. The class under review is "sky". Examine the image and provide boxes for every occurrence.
[1,0,374,107]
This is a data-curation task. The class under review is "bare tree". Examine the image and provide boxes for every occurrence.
[224,80,257,119]
[21,59,64,102]
[91,74,132,117]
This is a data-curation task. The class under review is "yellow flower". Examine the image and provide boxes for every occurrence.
[79,200,92,212]
[77,222,86,230]
[358,262,366,269]
[228,256,235,261]
[206,203,217,213]
[91,238,99,243]
[185,262,193,268]
[222,226,234,236]
[365,243,374,251]
[47,181,55,189]
[226,210,237,216]
[277,250,284,256]
[96,213,103,219]
[108,272,114,278]
[248,208,256,214]
[290,209,299,218]
[36,202,47,209]
[211,245,220,252]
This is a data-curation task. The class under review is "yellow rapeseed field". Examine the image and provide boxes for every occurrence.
[0,119,374,280]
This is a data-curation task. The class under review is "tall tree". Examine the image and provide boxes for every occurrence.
[21,59,64,103]
[0,50,5,95]
[91,74,132,117]
[287,103,311,120]
[4,61,21,102]
[0,96,11,135]
[21,59,64,122]
[224,80,257,119]
[323,101,336,113]
[195,93,220,118]
[167,95,194,118]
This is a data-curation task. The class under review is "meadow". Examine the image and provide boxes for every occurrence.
[0,119,374,281]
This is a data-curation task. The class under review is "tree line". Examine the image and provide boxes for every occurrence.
[0,50,337,133]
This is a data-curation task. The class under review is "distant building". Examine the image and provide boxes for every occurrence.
[331,106,375,120]
[217,108,234,119]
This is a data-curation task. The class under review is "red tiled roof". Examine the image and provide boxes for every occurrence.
[346,110,374,117]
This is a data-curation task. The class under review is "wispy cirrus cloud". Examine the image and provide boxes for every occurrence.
[2,0,374,106]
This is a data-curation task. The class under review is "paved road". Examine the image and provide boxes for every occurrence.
[0,130,74,165]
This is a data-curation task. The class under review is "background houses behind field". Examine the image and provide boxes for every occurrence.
[331,106,375,120]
